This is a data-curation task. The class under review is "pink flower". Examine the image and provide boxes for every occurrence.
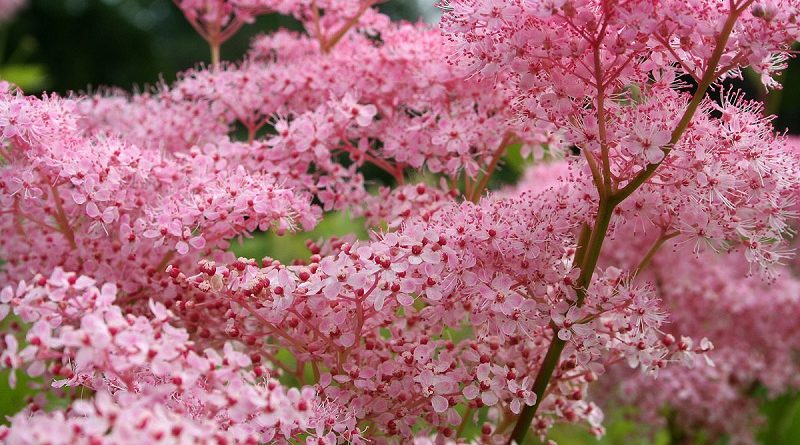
[626,125,671,164]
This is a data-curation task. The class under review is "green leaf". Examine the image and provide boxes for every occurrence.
[0,64,49,91]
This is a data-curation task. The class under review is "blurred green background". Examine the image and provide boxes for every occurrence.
[1,1,800,444]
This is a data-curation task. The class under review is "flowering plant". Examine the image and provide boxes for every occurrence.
[1,1,799,444]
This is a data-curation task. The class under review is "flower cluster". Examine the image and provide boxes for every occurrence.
[160,184,716,440]
[509,151,800,443]
[1,0,799,444]
[441,0,799,94]
[593,248,800,445]
[82,21,542,188]
[0,85,317,296]
[0,268,351,444]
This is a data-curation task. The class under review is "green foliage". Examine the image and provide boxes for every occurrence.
[230,211,369,264]
[0,63,46,90]
[0,371,34,424]
[758,391,800,445]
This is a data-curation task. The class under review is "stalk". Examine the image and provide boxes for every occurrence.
[507,198,614,443]
[210,41,221,68]
[613,2,749,203]
[633,231,679,278]
[506,4,748,443]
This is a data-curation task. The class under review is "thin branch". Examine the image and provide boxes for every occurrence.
[470,133,513,203]
[632,231,680,279]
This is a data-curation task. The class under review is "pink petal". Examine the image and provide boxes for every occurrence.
[431,395,449,413]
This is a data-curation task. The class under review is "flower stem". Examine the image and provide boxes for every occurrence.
[613,2,748,203]
[506,5,747,442]
[456,406,473,437]
[210,41,221,68]
[573,199,615,306]
[321,1,374,53]
[471,133,513,203]
[507,334,566,443]
[633,231,679,278]
[507,199,614,444]
[49,184,77,249]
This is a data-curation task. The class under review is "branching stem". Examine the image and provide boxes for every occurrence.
[470,133,513,203]
[506,4,748,443]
